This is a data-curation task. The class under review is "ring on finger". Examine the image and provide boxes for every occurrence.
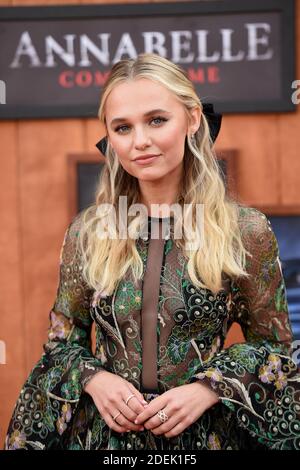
[113,411,122,422]
[125,394,136,406]
[157,409,169,423]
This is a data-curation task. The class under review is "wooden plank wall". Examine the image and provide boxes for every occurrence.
[0,0,299,447]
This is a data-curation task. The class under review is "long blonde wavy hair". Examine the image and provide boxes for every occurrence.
[78,53,250,295]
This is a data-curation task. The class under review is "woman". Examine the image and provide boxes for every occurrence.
[5,53,300,450]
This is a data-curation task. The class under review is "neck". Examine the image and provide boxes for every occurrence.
[138,164,183,217]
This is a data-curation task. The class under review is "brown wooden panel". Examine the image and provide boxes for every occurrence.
[85,118,105,154]
[255,205,300,215]
[1,0,300,449]
[10,0,157,5]
[0,122,25,447]
[83,0,191,3]
[224,323,245,348]
[278,109,300,206]
[11,0,81,4]
[18,119,85,371]
[278,0,300,207]
[216,113,280,206]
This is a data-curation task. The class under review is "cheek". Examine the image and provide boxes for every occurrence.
[110,140,133,170]
[112,138,131,159]
[161,131,186,166]
[163,120,186,146]
[113,144,137,176]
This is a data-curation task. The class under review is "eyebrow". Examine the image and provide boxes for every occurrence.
[110,108,171,126]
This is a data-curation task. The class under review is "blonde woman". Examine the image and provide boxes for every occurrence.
[5,53,300,450]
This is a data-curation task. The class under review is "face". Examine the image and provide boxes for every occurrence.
[104,78,200,183]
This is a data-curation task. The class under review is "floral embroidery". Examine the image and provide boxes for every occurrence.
[56,403,72,435]
[5,205,300,451]
[48,310,72,341]
[197,367,224,385]
[7,430,27,450]
[259,354,288,390]
[208,432,222,450]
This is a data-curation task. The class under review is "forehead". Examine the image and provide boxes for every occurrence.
[105,78,181,120]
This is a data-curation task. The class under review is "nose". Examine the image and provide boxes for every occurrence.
[133,128,151,150]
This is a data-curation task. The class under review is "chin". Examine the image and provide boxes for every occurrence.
[135,172,166,182]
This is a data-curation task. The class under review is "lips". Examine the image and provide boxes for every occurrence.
[134,154,160,162]
[133,154,160,165]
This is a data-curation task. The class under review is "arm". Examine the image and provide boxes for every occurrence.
[5,210,106,450]
[43,210,106,392]
[187,208,299,449]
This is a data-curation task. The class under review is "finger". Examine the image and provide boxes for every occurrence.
[118,400,141,423]
[135,397,166,425]
[103,412,128,434]
[92,397,127,433]
[164,419,193,438]
[93,396,143,433]
[149,408,181,435]
[123,393,145,414]
[127,384,148,407]
[144,407,173,432]
[151,417,179,435]
[113,410,145,432]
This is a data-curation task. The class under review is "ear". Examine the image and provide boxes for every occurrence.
[188,106,201,135]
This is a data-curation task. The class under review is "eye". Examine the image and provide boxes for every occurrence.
[151,116,168,125]
[114,124,129,134]
[114,116,168,134]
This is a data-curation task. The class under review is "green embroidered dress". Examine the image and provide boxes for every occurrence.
[5,205,300,450]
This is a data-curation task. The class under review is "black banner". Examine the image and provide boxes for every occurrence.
[0,0,296,119]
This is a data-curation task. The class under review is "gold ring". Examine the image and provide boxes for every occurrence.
[113,411,121,422]
[125,394,135,405]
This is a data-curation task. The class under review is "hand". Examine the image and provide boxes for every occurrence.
[84,370,148,434]
[134,382,219,438]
